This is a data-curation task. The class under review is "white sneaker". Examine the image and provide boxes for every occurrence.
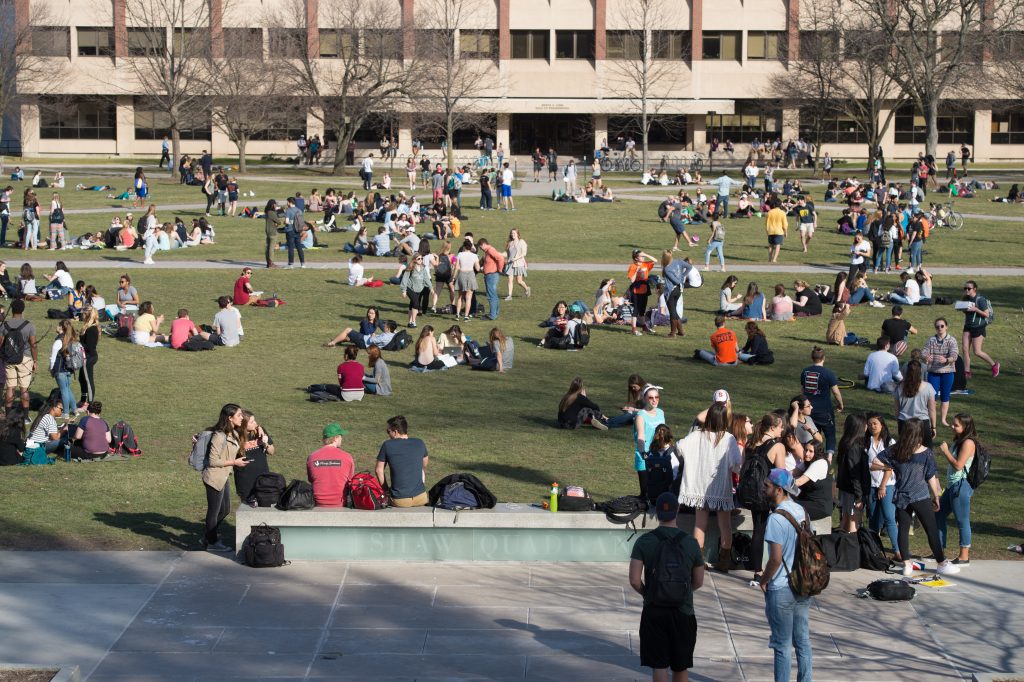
[902,563,914,577]
[143,258,154,265]
[870,300,885,308]
[936,560,960,576]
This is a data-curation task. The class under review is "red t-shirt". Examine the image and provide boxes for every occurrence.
[710,327,738,364]
[337,361,365,391]
[169,317,198,349]
[306,446,355,507]
[233,275,251,305]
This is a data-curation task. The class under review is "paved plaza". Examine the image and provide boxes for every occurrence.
[0,551,1020,681]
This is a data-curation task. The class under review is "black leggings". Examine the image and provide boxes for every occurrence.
[637,470,648,498]
[667,285,683,323]
[204,481,232,545]
[749,509,771,572]
[897,499,945,564]
[79,354,97,403]
[204,192,215,214]
[408,288,430,313]
[631,293,650,321]
[70,444,105,460]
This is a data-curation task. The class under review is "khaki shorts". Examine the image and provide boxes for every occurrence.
[390,492,429,508]
[5,356,34,391]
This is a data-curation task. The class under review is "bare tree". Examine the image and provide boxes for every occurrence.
[117,0,213,177]
[0,1,67,152]
[271,0,421,175]
[604,0,685,167]
[414,0,498,170]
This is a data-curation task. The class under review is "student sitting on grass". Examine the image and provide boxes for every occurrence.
[474,327,514,373]
[337,346,365,401]
[69,401,111,461]
[324,320,398,350]
[411,325,446,370]
[132,301,169,347]
[363,346,392,396]
[739,321,774,365]
[27,397,67,455]
[170,309,217,351]
[696,315,739,366]
[557,376,610,430]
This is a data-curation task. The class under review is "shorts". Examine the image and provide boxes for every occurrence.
[639,607,697,672]
[500,185,512,198]
[799,223,814,234]
[839,490,862,517]
[768,234,784,246]
[669,219,687,236]
[432,189,443,201]
[4,356,33,391]
[964,324,986,339]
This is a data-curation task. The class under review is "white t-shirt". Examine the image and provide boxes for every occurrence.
[850,241,871,265]
[501,169,514,186]
[347,260,365,286]
[867,436,896,487]
[904,279,921,304]
[52,269,74,289]
[361,157,373,173]
[796,458,828,482]
[456,251,478,273]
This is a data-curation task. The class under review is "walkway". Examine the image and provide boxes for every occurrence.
[0,551,1020,681]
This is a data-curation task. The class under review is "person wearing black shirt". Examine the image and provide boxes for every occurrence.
[479,172,493,210]
[78,307,100,405]
[792,280,822,317]
[557,377,609,430]
[881,305,916,356]
[0,409,24,465]
[234,410,275,501]
[738,322,774,365]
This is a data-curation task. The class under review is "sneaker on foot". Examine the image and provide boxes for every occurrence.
[992,362,1000,377]
[205,540,233,553]
[936,560,960,576]
[590,418,608,431]
[870,300,885,308]
[951,558,970,566]
[902,563,915,577]
[504,296,512,301]
[143,258,154,265]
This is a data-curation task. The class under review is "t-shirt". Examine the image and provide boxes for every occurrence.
[882,318,912,345]
[377,437,429,500]
[134,312,158,334]
[903,279,921,304]
[29,413,59,444]
[372,233,390,255]
[629,526,702,614]
[879,448,938,508]
[306,445,355,507]
[633,407,666,470]
[850,240,871,265]
[800,364,837,415]
[169,318,198,349]
[492,338,514,370]
[864,350,902,391]
[894,381,935,420]
[117,286,138,306]
[213,308,241,347]
[795,202,815,224]
[764,499,806,590]
[501,168,514,186]
[0,319,35,359]
[710,327,738,364]
[793,416,818,445]
[337,360,364,391]
[795,288,822,315]
[765,207,788,236]
[77,415,110,454]
[233,276,252,305]
[52,269,74,289]
[456,251,478,273]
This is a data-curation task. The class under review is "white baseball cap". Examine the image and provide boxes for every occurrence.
[712,389,730,403]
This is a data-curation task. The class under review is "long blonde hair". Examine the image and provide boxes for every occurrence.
[80,306,99,332]
[57,319,77,356]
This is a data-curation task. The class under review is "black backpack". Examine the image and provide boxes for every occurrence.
[736,439,776,512]
[383,329,412,351]
[558,485,595,511]
[575,322,591,348]
[643,446,677,505]
[646,530,694,608]
[857,528,890,571]
[249,472,287,507]
[244,523,287,568]
[463,339,482,367]
[427,473,497,509]
[966,438,991,489]
[434,255,452,282]
[598,495,648,534]
[277,480,314,510]
[110,421,141,456]
[866,579,915,601]
[0,321,29,365]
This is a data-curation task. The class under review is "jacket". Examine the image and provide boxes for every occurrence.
[835,443,870,501]
[264,211,282,238]
[427,473,497,508]
[202,430,240,491]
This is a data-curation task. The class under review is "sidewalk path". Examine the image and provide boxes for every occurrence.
[0,551,1019,681]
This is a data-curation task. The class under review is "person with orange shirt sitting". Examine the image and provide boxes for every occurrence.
[306,423,355,507]
[695,315,739,366]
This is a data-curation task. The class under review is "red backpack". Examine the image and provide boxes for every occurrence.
[346,472,388,510]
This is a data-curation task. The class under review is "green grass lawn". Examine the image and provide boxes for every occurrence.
[2,267,1021,557]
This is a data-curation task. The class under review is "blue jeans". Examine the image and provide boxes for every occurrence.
[363,382,378,394]
[484,272,499,319]
[937,478,973,548]
[698,350,737,366]
[888,292,912,305]
[868,484,899,553]
[910,240,923,268]
[606,411,634,428]
[765,587,812,682]
[717,194,729,217]
[848,286,875,304]
[874,245,892,271]
[55,371,76,415]
[811,411,836,454]
[705,241,725,268]
[285,230,305,265]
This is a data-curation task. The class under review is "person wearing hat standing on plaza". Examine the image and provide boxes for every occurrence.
[629,491,705,682]
[758,468,812,682]
[307,423,355,507]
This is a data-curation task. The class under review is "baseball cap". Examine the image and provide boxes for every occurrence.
[655,492,680,521]
[712,389,730,403]
[323,423,348,439]
[768,468,800,497]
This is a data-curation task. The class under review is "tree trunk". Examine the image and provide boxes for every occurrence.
[331,124,349,175]
[446,112,455,171]
[641,108,649,169]
[170,127,181,179]
[924,97,939,159]
[237,137,247,174]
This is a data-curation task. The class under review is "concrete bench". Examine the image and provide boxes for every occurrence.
[235,503,776,562]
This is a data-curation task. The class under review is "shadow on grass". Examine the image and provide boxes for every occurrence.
[94,511,203,550]
[451,460,556,487]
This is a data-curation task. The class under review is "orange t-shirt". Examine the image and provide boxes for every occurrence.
[710,327,738,364]
[628,262,654,285]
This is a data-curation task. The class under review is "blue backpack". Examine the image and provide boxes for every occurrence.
[437,482,480,510]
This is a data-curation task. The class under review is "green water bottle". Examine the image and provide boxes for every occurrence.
[550,482,559,512]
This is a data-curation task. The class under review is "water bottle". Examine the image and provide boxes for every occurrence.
[549,482,559,513]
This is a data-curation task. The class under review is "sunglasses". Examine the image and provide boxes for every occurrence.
[963,287,974,291]
[935,324,946,329]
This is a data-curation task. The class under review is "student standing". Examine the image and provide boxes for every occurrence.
[78,307,100,404]
[959,280,998,378]
[799,347,843,456]
[201,404,248,552]
[283,197,305,268]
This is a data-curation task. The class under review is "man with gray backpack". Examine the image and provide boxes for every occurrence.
[0,299,38,416]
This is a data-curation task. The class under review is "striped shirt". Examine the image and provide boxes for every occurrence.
[923,334,958,375]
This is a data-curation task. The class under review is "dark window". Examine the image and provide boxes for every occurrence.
[608,115,688,145]
[798,30,839,59]
[76,27,114,57]
[250,110,307,141]
[991,31,1024,60]
[652,31,689,60]
[134,97,211,140]
[459,30,496,59]
[747,31,785,60]
[363,29,403,60]
[31,27,69,58]
[127,27,166,57]
[510,30,548,59]
[39,96,116,139]
[706,102,781,143]
[702,31,740,60]
[224,28,263,58]
[416,29,450,60]
[606,31,642,60]
[268,28,306,59]
[799,109,867,144]
[894,103,973,145]
[319,29,357,59]
[555,30,593,60]
[172,27,210,57]
[991,111,1024,144]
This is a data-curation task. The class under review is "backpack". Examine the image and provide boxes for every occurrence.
[866,579,915,601]
[188,430,214,471]
[966,438,991,489]
[774,508,831,597]
[977,296,995,325]
[277,480,315,510]
[597,495,649,533]
[463,339,482,367]
[346,471,388,510]
[117,314,135,339]
[434,256,452,282]
[427,473,497,509]
[558,485,595,511]
[109,421,141,456]
[645,530,694,608]
[0,321,29,364]
[249,472,287,507]
[731,531,752,567]
[436,481,480,510]
[712,222,726,242]
[857,528,890,571]
[64,341,86,372]
[736,439,776,512]
[244,523,287,568]
[47,308,72,319]
[880,228,893,247]
[382,330,412,351]
[643,446,677,505]
[574,322,591,348]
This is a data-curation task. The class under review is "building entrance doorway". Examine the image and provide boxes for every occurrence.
[510,114,591,158]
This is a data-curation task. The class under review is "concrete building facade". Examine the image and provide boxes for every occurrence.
[7,0,1023,163]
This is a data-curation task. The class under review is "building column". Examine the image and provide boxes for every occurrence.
[786,0,799,61]
[306,0,319,60]
[114,96,134,157]
[973,109,992,163]
[593,114,608,153]
[690,0,703,62]
[594,0,606,61]
[689,114,706,151]
[210,0,224,58]
[781,102,799,141]
[398,112,414,155]
[14,0,29,55]
[496,114,510,154]
[19,100,39,156]
[402,0,415,61]
[498,0,510,60]
[113,0,127,59]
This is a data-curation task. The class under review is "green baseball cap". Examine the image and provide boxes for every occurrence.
[323,423,348,439]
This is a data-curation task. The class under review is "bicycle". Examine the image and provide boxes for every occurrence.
[928,201,964,231]
[600,153,642,173]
